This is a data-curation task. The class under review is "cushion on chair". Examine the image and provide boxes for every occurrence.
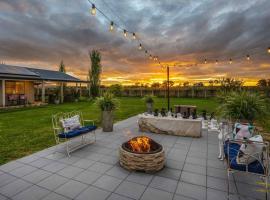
[58,125,97,139]
[224,141,265,174]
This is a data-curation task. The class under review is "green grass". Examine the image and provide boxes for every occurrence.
[0,97,218,165]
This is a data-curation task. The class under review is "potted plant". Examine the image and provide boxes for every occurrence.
[96,92,119,132]
[218,90,267,124]
[73,89,80,102]
[143,95,154,114]
[54,90,60,104]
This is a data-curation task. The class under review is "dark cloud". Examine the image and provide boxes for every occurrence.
[0,0,269,84]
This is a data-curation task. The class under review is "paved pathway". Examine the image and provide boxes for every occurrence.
[0,116,267,200]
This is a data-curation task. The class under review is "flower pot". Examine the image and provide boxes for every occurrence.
[102,110,114,132]
[146,102,153,114]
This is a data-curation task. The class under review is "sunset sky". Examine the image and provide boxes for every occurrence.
[0,0,270,86]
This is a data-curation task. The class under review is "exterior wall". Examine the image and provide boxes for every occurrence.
[0,80,3,106]
[24,81,35,103]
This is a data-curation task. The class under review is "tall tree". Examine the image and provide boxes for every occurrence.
[257,79,267,87]
[59,60,66,73]
[89,50,102,98]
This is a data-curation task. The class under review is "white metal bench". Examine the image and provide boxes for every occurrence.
[52,111,96,156]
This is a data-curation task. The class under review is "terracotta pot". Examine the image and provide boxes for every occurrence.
[146,103,153,114]
[102,110,114,132]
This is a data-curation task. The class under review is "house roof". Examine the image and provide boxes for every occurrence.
[0,64,84,82]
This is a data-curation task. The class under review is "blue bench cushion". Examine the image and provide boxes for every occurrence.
[224,141,265,174]
[58,125,97,139]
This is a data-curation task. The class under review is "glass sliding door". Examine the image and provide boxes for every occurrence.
[5,81,26,106]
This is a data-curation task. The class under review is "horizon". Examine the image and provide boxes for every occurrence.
[0,0,270,86]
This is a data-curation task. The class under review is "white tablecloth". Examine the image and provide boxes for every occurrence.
[138,114,202,137]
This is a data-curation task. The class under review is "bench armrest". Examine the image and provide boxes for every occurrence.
[84,120,95,126]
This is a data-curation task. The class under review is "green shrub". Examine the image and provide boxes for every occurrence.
[218,90,267,123]
[95,92,119,111]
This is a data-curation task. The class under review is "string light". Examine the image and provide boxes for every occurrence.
[87,0,269,70]
[110,21,114,31]
[91,4,96,16]
[123,29,127,37]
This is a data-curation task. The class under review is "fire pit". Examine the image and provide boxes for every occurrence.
[119,136,165,173]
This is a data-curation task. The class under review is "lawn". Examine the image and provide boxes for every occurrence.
[0,97,218,165]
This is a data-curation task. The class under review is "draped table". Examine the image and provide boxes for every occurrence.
[138,114,202,137]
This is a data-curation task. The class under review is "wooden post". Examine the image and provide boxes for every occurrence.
[41,81,45,103]
[2,80,5,107]
[60,82,64,103]
[79,83,82,97]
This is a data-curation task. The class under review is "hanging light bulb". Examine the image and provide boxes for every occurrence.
[268,47,270,54]
[138,43,142,50]
[132,33,136,39]
[204,59,207,64]
[215,60,218,64]
[110,21,114,32]
[149,54,153,59]
[123,29,127,37]
[246,54,250,61]
[145,50,148,54]
[91,4,96,16]
[229,58,232,64]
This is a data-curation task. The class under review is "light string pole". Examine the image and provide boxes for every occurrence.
[167,65,170,111]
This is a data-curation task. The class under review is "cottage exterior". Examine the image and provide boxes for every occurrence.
[0,64,85,107]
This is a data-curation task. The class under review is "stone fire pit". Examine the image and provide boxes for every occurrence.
[119,136,165,173]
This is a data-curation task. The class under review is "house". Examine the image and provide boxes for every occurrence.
[0,64,86,107]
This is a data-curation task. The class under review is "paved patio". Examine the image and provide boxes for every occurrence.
[0,116,267,200]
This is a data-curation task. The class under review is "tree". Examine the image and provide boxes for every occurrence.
[59,60,66,73]
[183,81,190,87]
[108,84,123,97]
[151,82,161,88]
[161,80,174,88]
[89,50,102,98]
[257,79,268,87]
[193,82,204,87]
[218,77,243,92]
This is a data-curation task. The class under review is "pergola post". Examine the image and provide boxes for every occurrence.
[60,82,64,103]
[2,79,5,107]
[41,81,45,103]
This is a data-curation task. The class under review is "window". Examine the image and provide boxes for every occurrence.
[5,81,25,94]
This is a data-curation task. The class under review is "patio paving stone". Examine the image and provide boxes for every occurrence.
[93,174,122,192]
[126,172,153,185]
[149,176,178,193]
[12,185,50,200]
[37,174,69,191]
[54,180,88,199]
[180,171,207,187]
[0,179,32,198]
[75,186,110,200]
[74,169,102,185]
[115,180,146,200]
[140,187,173,200]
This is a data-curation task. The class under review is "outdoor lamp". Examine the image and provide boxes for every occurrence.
[268,47,270,54]
[139,43,142,50]
[110,21,114,31]
[229,58,232,64]
[204,59,207,64]
[246,55,250,60]
[123,30,127,37]
[132,33,136,39]
[91,4,96,16]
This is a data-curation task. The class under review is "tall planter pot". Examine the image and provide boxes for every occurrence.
[146,103,153,114]
[102,110,114,132]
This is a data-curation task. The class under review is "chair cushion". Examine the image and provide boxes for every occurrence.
[58,125,97,139]
[224,141,265,174]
